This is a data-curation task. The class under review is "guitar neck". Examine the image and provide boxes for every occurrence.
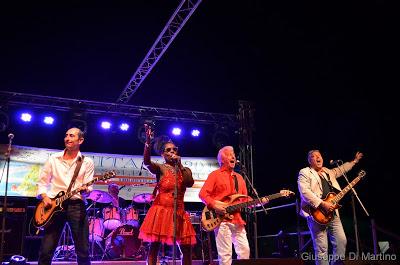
[58,176,100,204]
[332,172,365,204]
[226,193,282,214]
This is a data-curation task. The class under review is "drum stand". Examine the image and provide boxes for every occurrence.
[53,223,76,261]
[88,201,105,260]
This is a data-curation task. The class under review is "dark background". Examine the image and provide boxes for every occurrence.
[0,0,398,258]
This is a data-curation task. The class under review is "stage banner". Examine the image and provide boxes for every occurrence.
[0,144,218,202]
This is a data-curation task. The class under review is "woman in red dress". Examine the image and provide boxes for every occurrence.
[138,124,196,265]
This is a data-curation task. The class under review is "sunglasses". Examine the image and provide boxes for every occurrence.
[164,147,178,152]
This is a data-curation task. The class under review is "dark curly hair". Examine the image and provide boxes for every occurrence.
[153,135,174,155]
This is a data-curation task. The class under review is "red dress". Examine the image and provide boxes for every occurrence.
[138,164,196,245]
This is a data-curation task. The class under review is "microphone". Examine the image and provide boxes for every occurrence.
[8,133,14,140]
[330,159,343,165]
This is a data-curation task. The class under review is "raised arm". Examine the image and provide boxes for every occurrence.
[143,124,159,175]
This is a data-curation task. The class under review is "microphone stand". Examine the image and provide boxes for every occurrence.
[0,135,13,263]
[335,160,370,257]
[172,162,179,265]
[237,162,265,259]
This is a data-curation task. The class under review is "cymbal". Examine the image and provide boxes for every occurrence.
[88,190,113,203]
[132,193,153,203]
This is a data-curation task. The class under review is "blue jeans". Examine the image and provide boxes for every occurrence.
[38,199,90,265]
[307,215,346,265]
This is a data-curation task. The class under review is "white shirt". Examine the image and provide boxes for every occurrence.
[37,150,95,200]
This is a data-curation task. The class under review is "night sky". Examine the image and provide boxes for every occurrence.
[0,0,397,256]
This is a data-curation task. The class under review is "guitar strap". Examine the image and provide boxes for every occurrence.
[67,155,84,193]
[233,174,238,193]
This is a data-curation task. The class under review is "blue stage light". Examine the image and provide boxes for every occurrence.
[20,113,32,122]
[43,116,55,125]
[172,127,182,136]
[8,255,27,265]
[101,121,112,129]
[191,129,200,137]
[119,123,130,131]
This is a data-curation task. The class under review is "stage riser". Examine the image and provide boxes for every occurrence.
[232,258,400,265]
[233,258,305,265]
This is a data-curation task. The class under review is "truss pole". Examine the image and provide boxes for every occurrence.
[237,100,257,257]
[117,0,202,104]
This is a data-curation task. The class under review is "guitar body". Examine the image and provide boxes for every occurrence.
[201,190,294,231]
[33,191,65,229]
[309,192,341,225]
[33,170,116,229]
[201,194,247,232]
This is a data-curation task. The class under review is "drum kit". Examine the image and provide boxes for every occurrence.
[84,190,153,260]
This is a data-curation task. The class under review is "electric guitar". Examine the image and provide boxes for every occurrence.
[33,171,116,229]
[309,170,366,225]
[201,189,295,232]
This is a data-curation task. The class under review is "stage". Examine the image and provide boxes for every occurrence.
[5,258,306,265]
[7,258,400,265]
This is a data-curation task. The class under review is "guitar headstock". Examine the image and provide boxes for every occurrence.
[101,171,116,182]
[280,189,295,197]
[358,170,366,178]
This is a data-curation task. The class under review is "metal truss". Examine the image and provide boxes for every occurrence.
[0,91,236,125]
[237,100,258,257]
[116,0,202,104]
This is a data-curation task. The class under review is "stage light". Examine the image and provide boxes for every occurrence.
[43,116,55,125]
[101,121,112,130]
[68,118,88,134]
[119,123,130,131]
[191,129,200,137]
[8,255,26,265]
[20,112,32,122]
[137,118,155,143]
[0,111,9,132]
[212,125,230,149]
[171,127,182,136]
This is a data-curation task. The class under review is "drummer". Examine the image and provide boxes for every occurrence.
[107,183,127,209]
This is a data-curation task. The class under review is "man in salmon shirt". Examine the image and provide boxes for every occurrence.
[199,145,264,265]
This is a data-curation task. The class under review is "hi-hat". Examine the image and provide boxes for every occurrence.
[88,190,113,203]
[132,193,153,203]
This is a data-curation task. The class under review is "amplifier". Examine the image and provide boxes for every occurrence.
[0,196,28,258]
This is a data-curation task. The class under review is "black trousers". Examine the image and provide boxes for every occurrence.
[38,199,90,265]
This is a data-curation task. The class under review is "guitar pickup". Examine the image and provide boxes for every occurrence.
[205,211,211,220]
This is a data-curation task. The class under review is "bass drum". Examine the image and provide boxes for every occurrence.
[105,224,141,259]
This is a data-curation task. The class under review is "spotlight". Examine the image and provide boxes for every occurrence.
[5,255,27,265]
[100,121,112,130]
[43,116,55,125]
[137,119,155,143]
[119,123,130,131]
[20,112,32,122]
[212,125,230,149]
[68,118,88,134]
[171,127,182,136]
[191,129,200,137]
[68,111,88,134]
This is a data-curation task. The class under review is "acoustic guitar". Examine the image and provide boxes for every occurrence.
[309,170,366,225]
[33,171,116,229]
[201,189,295,232]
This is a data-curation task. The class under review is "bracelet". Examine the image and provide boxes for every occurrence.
[145,142,151,148]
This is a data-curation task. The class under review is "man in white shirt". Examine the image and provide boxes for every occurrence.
[37,127,95,265]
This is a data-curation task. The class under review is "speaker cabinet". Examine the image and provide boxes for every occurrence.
[0,196,28,258]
